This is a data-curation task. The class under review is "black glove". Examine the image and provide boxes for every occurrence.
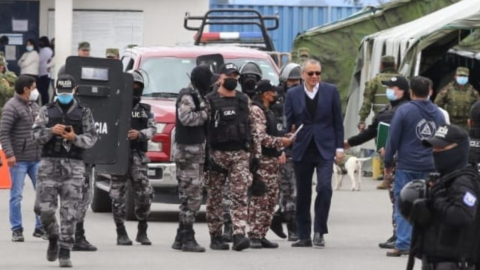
[250,176,267,197]
[250,158,260,174]
[409,199,432,227]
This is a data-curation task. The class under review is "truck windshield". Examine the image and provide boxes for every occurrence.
[140,57,279,97]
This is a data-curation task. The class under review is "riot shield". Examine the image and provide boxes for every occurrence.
[65,56,132,175]
[196,53,224,73]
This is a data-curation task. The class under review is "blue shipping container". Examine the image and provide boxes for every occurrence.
[209,4,362,53]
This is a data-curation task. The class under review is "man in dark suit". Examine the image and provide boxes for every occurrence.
[284,59,344,247]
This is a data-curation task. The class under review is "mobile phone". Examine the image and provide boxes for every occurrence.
[65,126,72,132]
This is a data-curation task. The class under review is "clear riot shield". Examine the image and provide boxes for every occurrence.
[65,56,132,175]
[196,53,224,73]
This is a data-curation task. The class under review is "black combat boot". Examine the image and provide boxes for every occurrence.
[116,224,132,246]
[46,236,59,262]
[136,220,152,245]
[260,238,279,249]
[171,222,183,250]
[181,225,205,252]
[58,248,72,268]
[72,222,97,251]
[249,238,262,249]
[270,209,287,239]
[210,235,229,250]
[222,214,233,243]
[232,234,250,251]
[285,212,298,242]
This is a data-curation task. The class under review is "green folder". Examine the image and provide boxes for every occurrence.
[376,122,390,152]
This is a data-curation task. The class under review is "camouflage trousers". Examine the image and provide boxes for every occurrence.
[174,143,205,226]
[279,158,296,214]
[248,156,280,239]
[222,178,232,222]
[76,164,93,223]
[206,150,252,236]
[35,158,85,249]
[387,174,396,236]
[109,152,154,225]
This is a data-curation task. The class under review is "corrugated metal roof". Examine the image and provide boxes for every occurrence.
[208,4,361,53]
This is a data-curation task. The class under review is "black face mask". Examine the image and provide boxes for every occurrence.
[287,83,299,90]
[133,86,143,105]
[223,78,238,91]
[191,65,213,96]
[269,95,278,106]
[241,78,257,96]
[433,140,469,175]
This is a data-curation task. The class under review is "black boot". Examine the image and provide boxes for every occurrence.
[46,236,59,262]
[136,220,152,245]
[171,223,183,250]
[72,222,97,251]
[181,225,205,252]
[232,234,250,251]
[270,209,287,239]
[378,235,396,249]
[285,212,298,242]
[116,224,132,246]
[210,235,229,250]
[222,214,233,243]
[58,248,72,268]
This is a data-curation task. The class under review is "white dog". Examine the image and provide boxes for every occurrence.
[333,155,372,191]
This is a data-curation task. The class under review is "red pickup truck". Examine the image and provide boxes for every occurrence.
[91,45,280,220]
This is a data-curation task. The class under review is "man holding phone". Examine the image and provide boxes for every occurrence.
[32,74,98,267]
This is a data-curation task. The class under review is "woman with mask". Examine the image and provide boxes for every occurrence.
[344,75,410,250]
[18,39,39,79]
[248,79,292,249]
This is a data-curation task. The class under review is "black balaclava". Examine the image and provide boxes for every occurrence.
[133,82,144,106]
[240,74,259,98]
[191,65,213,96]
[433,138,469,175]
[470,127,480,139]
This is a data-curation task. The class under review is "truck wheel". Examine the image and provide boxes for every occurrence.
[125,182,136,221]
[91,183,112,213]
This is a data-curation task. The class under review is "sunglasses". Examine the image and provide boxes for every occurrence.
[307,71,321,76]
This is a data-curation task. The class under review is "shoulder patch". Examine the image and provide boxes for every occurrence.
[463,191,477,207]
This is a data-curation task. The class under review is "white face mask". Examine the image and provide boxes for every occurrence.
[29,88,39,101]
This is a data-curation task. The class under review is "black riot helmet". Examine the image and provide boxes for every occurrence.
[131,70,144,86]
[398,179,428,223]
[239,62,262,97]
[279,63,302,86]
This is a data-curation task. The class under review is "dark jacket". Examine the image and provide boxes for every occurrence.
[348,100,407,147]
[0,94,40,161]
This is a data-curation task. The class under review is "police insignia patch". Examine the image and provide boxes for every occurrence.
[463,191,477,207]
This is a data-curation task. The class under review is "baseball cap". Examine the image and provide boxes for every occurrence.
[255,80,276,94]
[422,125,469,148]
[56,74,77,93]
[106,48,119,58]
[381,55,395,65]
[456,67,469,76]
[78,42,90,51]
[219,63,239,75]
[382,76,409,91]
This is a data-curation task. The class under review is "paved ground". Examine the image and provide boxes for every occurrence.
[0,176,420,270]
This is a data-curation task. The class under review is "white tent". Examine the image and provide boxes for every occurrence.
[344,0,480,152]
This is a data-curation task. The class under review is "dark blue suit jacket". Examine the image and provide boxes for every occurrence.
[285,83,344,162]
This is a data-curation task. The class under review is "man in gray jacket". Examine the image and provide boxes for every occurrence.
[0,75,42,242]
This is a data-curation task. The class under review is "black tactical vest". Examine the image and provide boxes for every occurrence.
[42,103,84,160]
[469,138,480,174]
[206,90,251,151]
[414,166,480,264]
[253,101,282,157]
[175,87,206,145]
[130,103,150,152]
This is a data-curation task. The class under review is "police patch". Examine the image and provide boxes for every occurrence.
[463,191,477,207]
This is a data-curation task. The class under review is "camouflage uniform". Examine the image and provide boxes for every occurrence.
[109,103,156,225]
[106,48,119,59]
[32,100,98,249]
[222,179,232,223]
[434,67,479,130]
[279,158,296,214]
[174,91,208,225]
[0,71,17,116]
[205,96,261,237]
[248,105,283,239]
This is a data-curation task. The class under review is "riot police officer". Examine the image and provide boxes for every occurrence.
[171,65,212,253]
[468,101,480,172]
[269,63,302,241]
[109,70,156,246]
[32,74,98,267]
[204,63,261,251]
[399,124,480,270]
[239,61,262,98]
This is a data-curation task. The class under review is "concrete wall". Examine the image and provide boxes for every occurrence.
[39,0,209,47]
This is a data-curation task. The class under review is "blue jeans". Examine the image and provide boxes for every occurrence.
[9,161,41,231]
[394,169,430,250]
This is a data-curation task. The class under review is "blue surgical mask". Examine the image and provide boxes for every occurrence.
[456,76,468,85]
[26,45,34,52]
[386,88,397,101]
[57,94,74,104]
